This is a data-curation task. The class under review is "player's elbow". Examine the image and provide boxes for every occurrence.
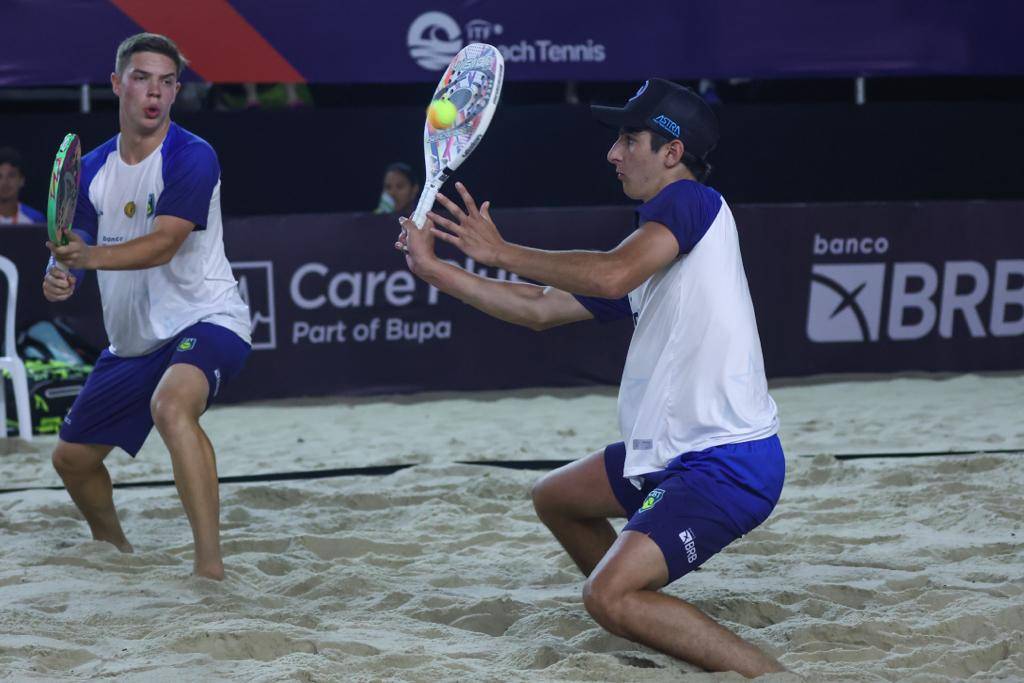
[595,277,631,300]
[150,251,175,267]
[525,298,574,331]
[151,235,184,266]
[594,260,635,300]
[526,314,558,332]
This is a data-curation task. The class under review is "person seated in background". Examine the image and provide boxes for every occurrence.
[0,147,45,225]
[374,162,420,216]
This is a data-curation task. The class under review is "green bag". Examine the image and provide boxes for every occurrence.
[4,320,97,436]
[4,360,93,436]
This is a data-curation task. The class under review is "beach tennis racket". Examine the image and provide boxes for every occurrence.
[409,42,504,229]
[47,133,81,271]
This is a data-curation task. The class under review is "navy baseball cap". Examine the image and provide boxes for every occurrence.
[591,78,720,166]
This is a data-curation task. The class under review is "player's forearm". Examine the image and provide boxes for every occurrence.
[88,231,179,270]
[419,259,559,330]
[494,243,624,298]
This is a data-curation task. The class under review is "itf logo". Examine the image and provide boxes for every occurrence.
[408,12,463,69]
[807,264,885,342]
[232,261,277,350]
[465,19,503,41]
[408,12,606,69]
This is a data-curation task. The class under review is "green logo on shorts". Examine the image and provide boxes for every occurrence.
[640,488,665,512]
[177,338,197,352]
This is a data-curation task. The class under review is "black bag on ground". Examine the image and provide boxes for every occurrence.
[4,320,96,436]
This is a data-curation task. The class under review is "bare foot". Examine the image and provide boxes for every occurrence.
[112,540,134,554]
[93,533,134,554]
[193,561,224,581]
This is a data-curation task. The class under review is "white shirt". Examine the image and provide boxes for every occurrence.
[0,202,45,224]
[577,180,778,478]
[73,123,251,356]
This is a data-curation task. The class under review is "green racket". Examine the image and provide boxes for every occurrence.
[47,133,81,254]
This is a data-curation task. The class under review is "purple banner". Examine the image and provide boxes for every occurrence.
[2,1,1023,86]
[2,201,1022,403]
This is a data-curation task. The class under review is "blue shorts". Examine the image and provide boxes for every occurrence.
[604,435,785,584]
[60,322,250,456]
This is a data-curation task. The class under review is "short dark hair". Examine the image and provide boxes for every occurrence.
[623,126,712,183]
[115,33,188,78]
[0,146,25,174]
[385,162,420,188]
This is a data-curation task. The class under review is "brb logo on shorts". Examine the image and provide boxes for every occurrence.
[678,528,698,564]
[232,261,277,351]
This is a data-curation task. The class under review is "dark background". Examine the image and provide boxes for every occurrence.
[4,98,1024,218]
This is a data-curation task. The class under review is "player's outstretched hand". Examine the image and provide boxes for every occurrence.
[42,266,77,302]
[427,182,506,266]
[397,215,439,279]
[47,230,93,270]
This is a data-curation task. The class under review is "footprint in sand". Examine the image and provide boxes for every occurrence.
[404,595,528,636]
[166,630,319,661]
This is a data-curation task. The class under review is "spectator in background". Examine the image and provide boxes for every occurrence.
[374,162,421,216]
[0,147,45,225]
[208,83,311,111]
[244,82,305,109]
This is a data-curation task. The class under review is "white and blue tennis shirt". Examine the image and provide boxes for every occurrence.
[576,180,779,478]
[71,122,251,357]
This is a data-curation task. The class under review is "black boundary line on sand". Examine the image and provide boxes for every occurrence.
[0,448,1020,495]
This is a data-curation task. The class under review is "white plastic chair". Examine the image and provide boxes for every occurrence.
[0,255,33,441]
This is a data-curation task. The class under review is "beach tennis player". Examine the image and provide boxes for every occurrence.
[397,78,786,676]
[42,33,252,580]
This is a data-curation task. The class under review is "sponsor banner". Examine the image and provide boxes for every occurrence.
[2,2,1023,85]
[2,201,1021,402]
[737,201,1024,376]
[213,210,633,400]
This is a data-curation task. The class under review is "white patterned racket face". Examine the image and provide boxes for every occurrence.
[410,42,504,228]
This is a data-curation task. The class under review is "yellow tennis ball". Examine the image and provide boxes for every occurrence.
[428,98,457,129]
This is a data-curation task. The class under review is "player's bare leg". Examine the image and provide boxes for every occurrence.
[51,441,133,552]
[531,450,626,575]
[151,364,223,580]
[584,530,786,677]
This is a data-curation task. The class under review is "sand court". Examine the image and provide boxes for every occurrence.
[1,374,1021,681]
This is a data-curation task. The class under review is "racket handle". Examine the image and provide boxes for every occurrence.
[409,174,447,229]
[47,255,69,273]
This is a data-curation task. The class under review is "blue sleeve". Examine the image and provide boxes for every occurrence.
[574,294,632,323]
[155,141,220,230]
[21,203,45,223]
[636,181,722,255]
[71,175,98,243]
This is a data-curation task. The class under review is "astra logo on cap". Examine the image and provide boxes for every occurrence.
[629,80,649,102]
[653,114,680,137]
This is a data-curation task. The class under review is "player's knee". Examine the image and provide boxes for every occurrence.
[52,445,96,477]
[150,393,192,433]
[531,473,557,517]
[582,573,629,636]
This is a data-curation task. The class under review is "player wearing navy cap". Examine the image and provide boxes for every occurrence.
[43,33,251,581]
[398,78,786,676]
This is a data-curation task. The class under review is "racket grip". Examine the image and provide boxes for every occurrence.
[409,174,447,229]
[47,254,69,273]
